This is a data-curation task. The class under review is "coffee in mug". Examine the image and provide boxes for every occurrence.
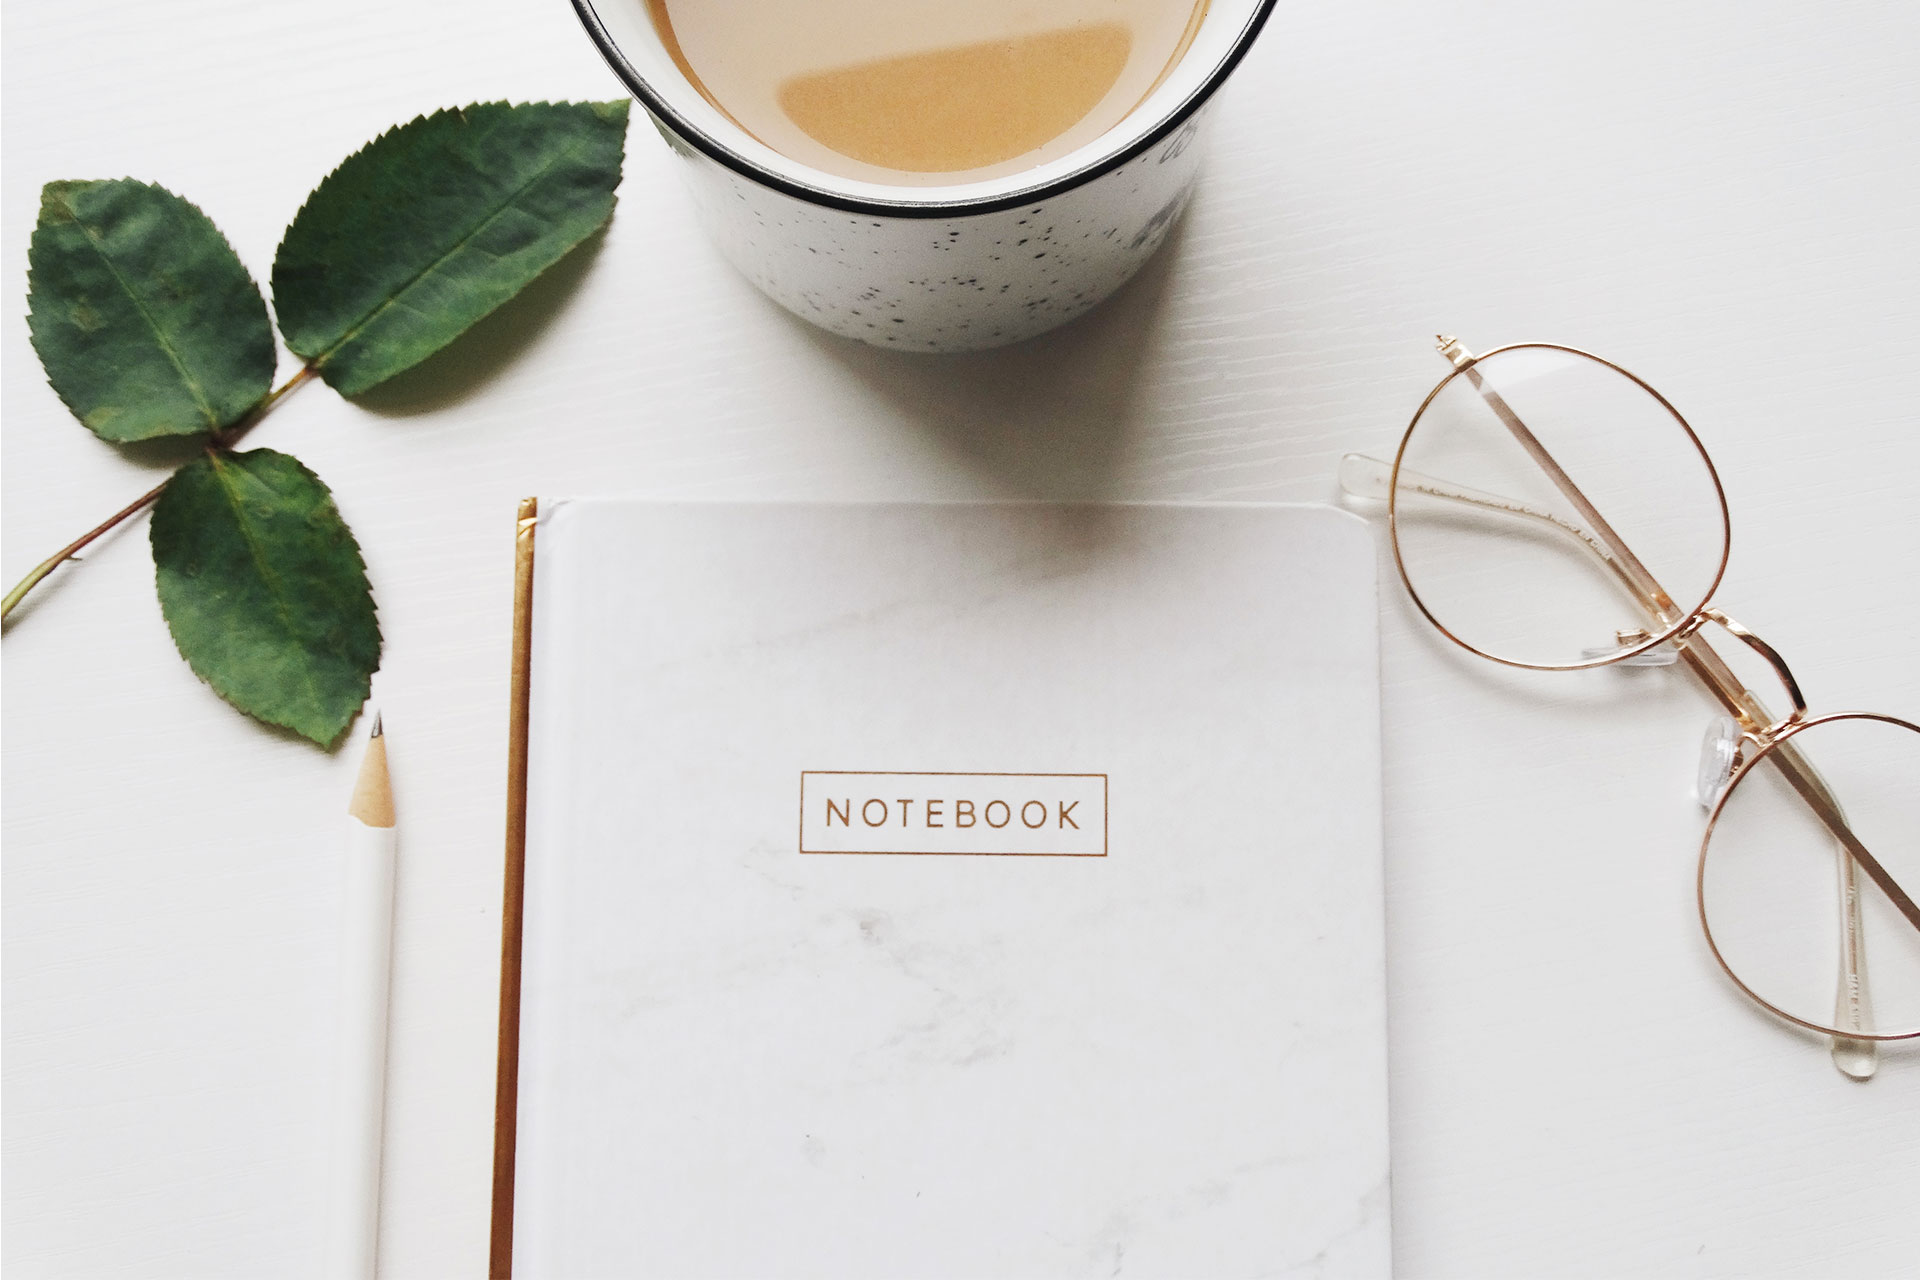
[645,0,1211,185]
[573,0,1276,349]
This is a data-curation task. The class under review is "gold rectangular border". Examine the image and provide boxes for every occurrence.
[489,497,538,1280]
[798,771,1108,857]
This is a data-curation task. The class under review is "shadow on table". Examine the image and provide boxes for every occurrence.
[787,210,1193,502]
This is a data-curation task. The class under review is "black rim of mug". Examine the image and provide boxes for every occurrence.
[568,0,1280,219]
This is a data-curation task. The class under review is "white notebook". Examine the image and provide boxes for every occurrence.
[494,500,1390,1279]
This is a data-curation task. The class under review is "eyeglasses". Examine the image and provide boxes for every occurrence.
[1341,337,1918,1081]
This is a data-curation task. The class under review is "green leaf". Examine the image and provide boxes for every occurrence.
[272,100,628,396]
[27,179,276,442]
[151,448,380,746]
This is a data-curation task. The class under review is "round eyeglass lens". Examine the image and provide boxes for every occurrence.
[1390,345,1730,669]
[1699,714,1920,1040]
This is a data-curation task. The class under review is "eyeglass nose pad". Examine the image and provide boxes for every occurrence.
[1695,714,1742,809]
[1583,640,1682,666]
[1581,629,1682,666]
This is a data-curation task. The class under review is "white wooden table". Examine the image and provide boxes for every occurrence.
[5,1,1916,1275]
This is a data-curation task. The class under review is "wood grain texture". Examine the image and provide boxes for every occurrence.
[4,0,1917,1276]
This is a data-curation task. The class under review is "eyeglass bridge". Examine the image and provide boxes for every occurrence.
[1674,609,1809,743]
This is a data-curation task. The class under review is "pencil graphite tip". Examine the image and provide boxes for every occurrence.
[350,710,395,827]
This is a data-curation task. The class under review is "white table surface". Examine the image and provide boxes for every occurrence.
[4,0,1916,1276]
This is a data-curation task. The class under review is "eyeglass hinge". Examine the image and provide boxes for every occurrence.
[1435,335,1476,368]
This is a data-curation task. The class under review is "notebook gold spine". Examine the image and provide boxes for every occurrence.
[490,498,539,1279]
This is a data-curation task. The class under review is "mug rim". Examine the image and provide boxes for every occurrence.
[569,0,1279,219]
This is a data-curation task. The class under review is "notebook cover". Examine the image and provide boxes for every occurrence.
[493,500,1390,1278]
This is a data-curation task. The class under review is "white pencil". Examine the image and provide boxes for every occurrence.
[325,713,396,1279]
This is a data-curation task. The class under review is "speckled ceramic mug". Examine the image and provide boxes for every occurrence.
[571,1,1277,352]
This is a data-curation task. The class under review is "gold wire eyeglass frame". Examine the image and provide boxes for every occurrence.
[1343,337,1920,1080]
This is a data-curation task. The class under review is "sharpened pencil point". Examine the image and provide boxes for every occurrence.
[350,718,395,828]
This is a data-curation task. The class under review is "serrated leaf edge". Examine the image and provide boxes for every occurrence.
[26,178,272,442]
[151,448,382,748]
[270,101,628,391]
[270,100,628,241]
[315,117,623,373]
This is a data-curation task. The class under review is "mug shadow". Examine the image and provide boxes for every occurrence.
[785,209,1195,503]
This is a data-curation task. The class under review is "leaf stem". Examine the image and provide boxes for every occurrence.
[1,366,317,622]
[245,364,318,423]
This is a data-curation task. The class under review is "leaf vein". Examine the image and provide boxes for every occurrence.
[313,130,604,367]
[206,453,327,719]
[63,193,221,430]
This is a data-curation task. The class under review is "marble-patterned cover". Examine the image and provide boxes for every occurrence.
[665,111,1212,352]
[511,500,1391,1278]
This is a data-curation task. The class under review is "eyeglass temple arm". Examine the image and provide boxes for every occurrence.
[1433,338,1920,939]
[1733,717,1875,1071]
[1341,452,1895,1062]
[1686,622,1917,971]
[1337,458,1920,941]
[1762,724,1878,1072]
[1336,453,1654,612]
[1346,355,1901,1064]
[1760,726,1920,931]
[1340,349,1919,936]
[1438,337,1685,626]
